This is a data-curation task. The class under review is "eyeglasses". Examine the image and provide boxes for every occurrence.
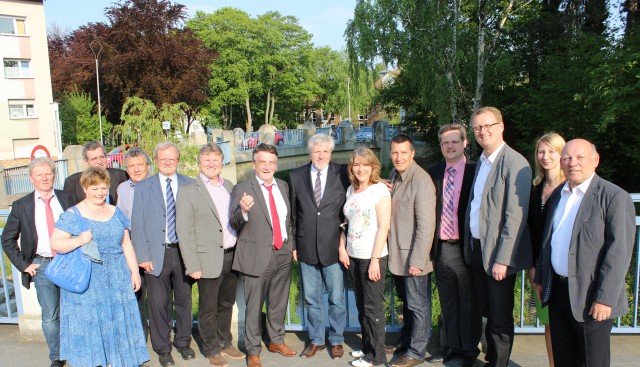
[440,140,462,147]
[472,122,500,133]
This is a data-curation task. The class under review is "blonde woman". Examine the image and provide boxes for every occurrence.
[529,132,566,367]
[339,147,391,367]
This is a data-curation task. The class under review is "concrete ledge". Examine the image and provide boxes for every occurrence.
[17,314,44,341]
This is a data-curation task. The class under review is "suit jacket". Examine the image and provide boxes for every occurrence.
[176,176,234,279]
[63,168,129,205]
[534,175,636,322]
[131,173,193,277]
[388,162,436,276]
[1,190,75,288]
[230,176,294,277]
[464,143,533,275]
[427,160,476,264]
[289,162,349,266]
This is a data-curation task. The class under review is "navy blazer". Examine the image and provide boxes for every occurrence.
[289,162,349,266]
[534,175,636,322]
[1,190,75,288]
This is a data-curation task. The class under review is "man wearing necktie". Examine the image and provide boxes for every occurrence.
[427,124,481,367]
[386,134,436,367]
[230,144,295,367]
[2,157,75,367]
[289,134,350,360]
[131,142,195,367]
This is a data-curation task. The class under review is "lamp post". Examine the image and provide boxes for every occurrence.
[90,40,104,145]
[347,77,352,122]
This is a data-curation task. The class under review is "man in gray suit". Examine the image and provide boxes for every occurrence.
[131,142,195,367]
[230,144,295,367]
[387,134,436,367]
[176,143,245,367]
[534,139,635,367]
[465,107,532,367]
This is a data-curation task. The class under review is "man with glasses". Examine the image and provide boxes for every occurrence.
[131,142,195,367]
[63,141,128,205]
[465,107,532,367]
[427,124,481,367]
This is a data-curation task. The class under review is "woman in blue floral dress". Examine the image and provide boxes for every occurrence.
[51,167,149,367]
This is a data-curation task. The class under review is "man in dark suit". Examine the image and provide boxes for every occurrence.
[1,157,75,367]
[534,139,635,367]
[427,124,481,367]
[63,141,128,205]
[465,107,532,367]
[176,143,245,367]
[289,133,349,360]
[230,144,295,367]
[131,142,195,367]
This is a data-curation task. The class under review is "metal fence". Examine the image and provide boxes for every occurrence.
[0,210,21,324]
[316,127,343,144]
[235,130,305,152]
[3,160,68,196]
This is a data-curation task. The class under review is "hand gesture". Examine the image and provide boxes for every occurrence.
[78,229,92,246]
[24,263,40,277]
[240,192,254,214]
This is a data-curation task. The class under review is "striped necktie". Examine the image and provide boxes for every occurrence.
[441,167,456,239]
[314,171,322,207]
[165,178,178,243]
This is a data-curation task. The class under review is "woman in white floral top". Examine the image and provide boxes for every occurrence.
[339,147,391,367]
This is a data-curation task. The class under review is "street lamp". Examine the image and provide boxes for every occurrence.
[347,77,352,122]
[90,40,104,145]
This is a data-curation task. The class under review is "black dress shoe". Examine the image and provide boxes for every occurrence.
[462,356,477,367]
[159,353,175,366]
[50,360,65,367]
[177,346,196,360]
[442,349,459,363]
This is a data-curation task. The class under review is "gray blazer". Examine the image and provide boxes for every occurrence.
[534,175,636,322]
[230,176,294,277]
[131,173,193,277]
[464,144,533,275]
[388,162,436,276]
[176,176,234,279]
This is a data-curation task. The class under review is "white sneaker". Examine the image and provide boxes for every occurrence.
[351,358,373,367]
[351,350,364,358]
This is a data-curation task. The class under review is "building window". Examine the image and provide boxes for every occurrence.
[8,102,36,119]
[0,16,26,35]
[4,59,31,77]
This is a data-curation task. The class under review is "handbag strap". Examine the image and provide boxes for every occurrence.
[70,206,89,232]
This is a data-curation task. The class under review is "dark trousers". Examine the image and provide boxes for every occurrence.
[243,247,292,355]
[135,267,149,340]
[471,245,516,367]
[198,250,239,357]
[349,256,388,365]
[549,275,613,367]
[393,273,431,359]
[145,247,194,355]
[434,241,481,357]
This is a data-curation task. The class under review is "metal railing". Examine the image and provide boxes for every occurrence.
[276,129,305,148]
[3,160,68,196]
[235,132,261,152]
[0,210,22,324]
[316,127,343,144]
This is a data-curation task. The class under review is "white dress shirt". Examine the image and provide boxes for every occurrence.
[159,173,179,243]
[34,191,64,257]
[255,176,288,243]
[469,142,505,239]
[551,174,595,277]
[310,164,328,201]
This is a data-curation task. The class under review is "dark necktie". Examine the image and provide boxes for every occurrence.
[165,178,178,243]
[263,184,283,249]
[442,167,456,239]
[40,196,57,256]
[314,171,322,207]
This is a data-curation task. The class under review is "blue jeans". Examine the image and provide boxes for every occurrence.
[397,274,431,359]
[300,262,347,346]
[32,257,61,362]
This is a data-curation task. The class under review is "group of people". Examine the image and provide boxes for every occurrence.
[1,105,635,367]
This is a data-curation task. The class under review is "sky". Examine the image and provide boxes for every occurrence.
[43,0,357,51]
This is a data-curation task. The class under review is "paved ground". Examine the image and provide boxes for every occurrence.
[0,324,639,367]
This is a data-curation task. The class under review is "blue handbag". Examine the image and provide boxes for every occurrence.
[45,207,92,293]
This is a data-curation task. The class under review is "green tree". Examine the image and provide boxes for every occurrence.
[59,90,108,146]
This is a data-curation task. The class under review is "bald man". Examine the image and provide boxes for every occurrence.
[534,139,635,367]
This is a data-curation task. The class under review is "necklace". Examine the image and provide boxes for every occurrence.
[84,200,106,211]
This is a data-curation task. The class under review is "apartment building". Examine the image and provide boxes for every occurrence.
[0,0,61,162]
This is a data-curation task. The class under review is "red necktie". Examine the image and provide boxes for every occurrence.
[40,196,57,256]
[262,184,283,249]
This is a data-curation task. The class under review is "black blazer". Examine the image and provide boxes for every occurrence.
[63,168,129,205]
[1,190,75,288]
[427,161,476,264]
[289,162,350,266]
